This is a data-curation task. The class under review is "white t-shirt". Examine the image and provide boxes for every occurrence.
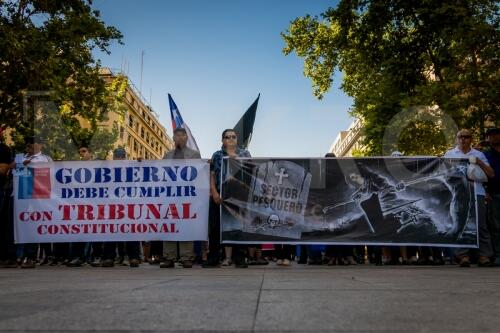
[23,152,53,164]
[444,146,490,196]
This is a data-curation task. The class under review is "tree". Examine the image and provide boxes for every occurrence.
[0,0,123,158]
[282,0,499,155]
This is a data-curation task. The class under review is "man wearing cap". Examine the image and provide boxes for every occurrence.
[484,128,500,266]
[444,129,495,267]
[160,128,201,268]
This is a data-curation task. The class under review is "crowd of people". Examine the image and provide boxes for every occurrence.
[0,126,499,269]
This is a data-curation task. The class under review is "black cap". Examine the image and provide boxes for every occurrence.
[113,147,127,158]
[25,136,44,145]
[486,128,500,137]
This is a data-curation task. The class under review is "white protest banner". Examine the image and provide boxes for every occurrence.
[13,159,209,243]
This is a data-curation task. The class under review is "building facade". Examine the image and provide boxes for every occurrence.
[329,118,365,157]
[100,68,174,160]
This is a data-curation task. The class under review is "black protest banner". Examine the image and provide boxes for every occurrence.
[220,157,478,247]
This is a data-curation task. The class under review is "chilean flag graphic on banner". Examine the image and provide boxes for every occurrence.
[168,94,200,153]
[18,167,51,199]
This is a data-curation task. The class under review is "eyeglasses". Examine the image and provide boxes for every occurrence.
[458,135,472,139]
[224,135,237,139]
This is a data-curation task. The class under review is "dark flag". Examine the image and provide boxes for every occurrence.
[233,94,259,149]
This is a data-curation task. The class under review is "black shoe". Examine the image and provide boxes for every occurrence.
[202,260,220,268]
[308,258,323,265]
[21,258,36,269]
[1,259,18,268]
[101,259,115,267]
[129,259,140,268]
[181,260,193,268]
[159,259,175,268]
[235,261,248,268]
[234,256,248,268]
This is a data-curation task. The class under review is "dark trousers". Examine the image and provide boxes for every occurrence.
[489,194,500,257]
[275,245,294,260]
[456,195,493,258]
[91,242,103,259]
[207,199,221,263]
[103,241,140,260]
[69,242,86,260]
[0,189,16,261]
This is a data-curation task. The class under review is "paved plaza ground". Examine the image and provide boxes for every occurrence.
[1,264,499,332]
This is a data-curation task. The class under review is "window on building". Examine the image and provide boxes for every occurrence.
[128,115,134,128]
[140,128,145,139]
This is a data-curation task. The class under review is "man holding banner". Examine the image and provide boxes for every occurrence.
[445,129,495,267]
[160,128,201,269]
[20,137,52,268]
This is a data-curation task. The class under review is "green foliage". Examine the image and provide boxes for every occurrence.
[0,0,123,158]
[283,0,500,155]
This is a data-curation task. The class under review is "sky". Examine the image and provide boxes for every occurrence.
[93,0,354,158]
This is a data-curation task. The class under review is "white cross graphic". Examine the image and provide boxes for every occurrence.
[275,167,289,185]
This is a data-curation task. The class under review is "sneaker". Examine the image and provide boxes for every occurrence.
[256,258,269,265]
[494,258,500,267]
[67,258,83,267]
[408,256,418,265]
[276,259,283,266]
[39,257,50,266]
[90,258,102,267]
[327,258,337,266]
[21,258,36,269]
[181,260,193,268]
[221,258,232,266]
[282,259,291,266]
[101,259,114,267]
[159,259,175,268]
[459,256,471,267]
[129,259,140,268]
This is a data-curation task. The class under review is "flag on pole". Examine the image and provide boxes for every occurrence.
[168,94,200,152]
[233,94,260,149]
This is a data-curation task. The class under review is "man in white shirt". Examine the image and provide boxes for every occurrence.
[20,137,52,268]
[444,129,495,267]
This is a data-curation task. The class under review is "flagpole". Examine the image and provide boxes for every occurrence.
[140,50,144,93]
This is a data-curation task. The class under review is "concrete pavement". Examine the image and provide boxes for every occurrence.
[1,264,499,332]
